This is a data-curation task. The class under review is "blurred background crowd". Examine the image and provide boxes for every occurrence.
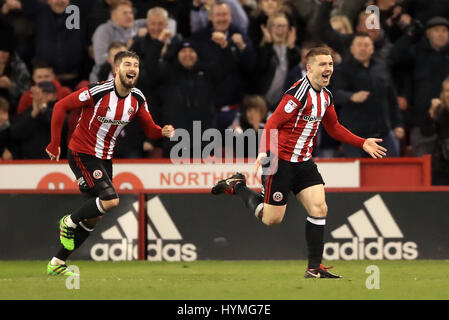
[0,0,448,184]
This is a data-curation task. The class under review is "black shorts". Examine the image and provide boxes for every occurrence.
[68,150,118,201]
[261,158,324,206]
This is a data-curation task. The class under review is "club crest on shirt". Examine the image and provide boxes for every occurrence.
[128,107,134,116]
[284,99,297,113]
[78,90,90,102]
[273,191,283,202]
[93,170,103,180]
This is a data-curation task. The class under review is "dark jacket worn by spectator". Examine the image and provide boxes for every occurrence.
[191,23,256,110]
[388,34,449,130]
[19,0,88,77]
[403,0,449,26]
[9,102,61,159]
[333,56,402,139]
[431,104,449,184]
[145,40,233,157]
[249,43,300,110]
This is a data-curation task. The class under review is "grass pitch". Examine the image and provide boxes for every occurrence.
[0,260,448,300]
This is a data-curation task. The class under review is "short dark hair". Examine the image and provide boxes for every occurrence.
[351,32,372,44]
[0,96,10,113]
[114,50,140,66]
[305,47,332,63]
[32,60,53,73]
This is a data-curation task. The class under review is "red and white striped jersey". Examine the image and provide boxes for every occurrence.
[49,79,162,160]
[262,76,365,162]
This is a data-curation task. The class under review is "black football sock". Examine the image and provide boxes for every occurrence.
[54,222,94,261]
[55,247,72,262]
[305,216,326,269]
[234,183,264,219]
[70,197,106,224]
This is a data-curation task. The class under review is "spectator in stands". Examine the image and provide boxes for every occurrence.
[333,33,404,157]
[131,0,191,38]
[90,41,127,83]
[191,0,249,35]
[87,0,121,49]
[231,94,267,158]
[402,0,449,27]
[330,14,353,35]
[131,6,183,64]
[0,3,34,67]
[364,0,411,43]
[310,1,391,60]
[248,11,300,111]
[232,94,267,132]
[191,1,256,132]
[13,0,90,88]
[429,76,449,185]
[92,0,146,67]
[388,16,449,156]
[17,61,71,115]
[10,81,59,159]
[247,0,284,47]
[0,30,30,113]
[144,40,233,158]
[0,96,13,160]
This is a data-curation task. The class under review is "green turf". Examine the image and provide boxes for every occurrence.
[0,260,447,300]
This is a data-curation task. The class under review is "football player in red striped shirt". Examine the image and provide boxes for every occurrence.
[45,51,174,276]
[212,47,387,278]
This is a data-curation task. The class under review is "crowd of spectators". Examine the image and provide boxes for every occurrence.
[0,0,448,184]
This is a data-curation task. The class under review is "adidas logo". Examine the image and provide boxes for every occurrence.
[323,194,418,260]
[90,196,197,262]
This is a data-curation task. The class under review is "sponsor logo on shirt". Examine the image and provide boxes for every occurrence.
[97,116,130,125]
[302,115,322,122]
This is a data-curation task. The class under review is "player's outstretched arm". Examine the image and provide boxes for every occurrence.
[45,88,93,161]
[362,138,387,159]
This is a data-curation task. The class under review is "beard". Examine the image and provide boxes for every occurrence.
[119,71,138,89]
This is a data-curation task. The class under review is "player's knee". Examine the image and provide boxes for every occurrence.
[262,214,283,226]
[312,202,327,218]
[100,198,120,211]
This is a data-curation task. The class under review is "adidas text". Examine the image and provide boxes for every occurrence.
[90,239,197,262]
[324,237,418,260]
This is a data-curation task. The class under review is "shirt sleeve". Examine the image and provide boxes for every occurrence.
[135,100,163,140]
[47,87,94,154]
[259,94,302,154]
[321,104,366,148]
